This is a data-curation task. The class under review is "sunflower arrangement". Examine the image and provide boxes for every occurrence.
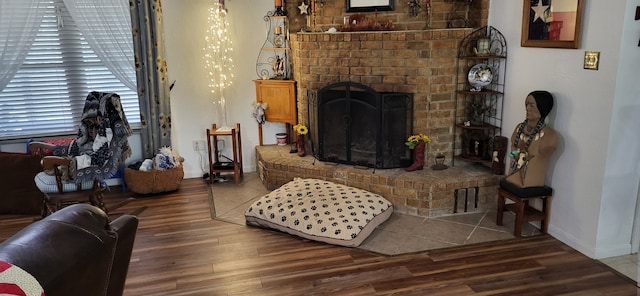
[294,124,308,136]
[405,133,431,149]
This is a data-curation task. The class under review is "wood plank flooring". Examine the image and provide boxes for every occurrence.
[1,178,638,295]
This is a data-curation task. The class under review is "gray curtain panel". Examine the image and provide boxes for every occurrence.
[130,0,173,159]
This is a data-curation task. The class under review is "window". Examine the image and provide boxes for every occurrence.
[0,0,139,140]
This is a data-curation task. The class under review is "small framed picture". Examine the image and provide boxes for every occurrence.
[521,0,584,49]
[346,0,394,12]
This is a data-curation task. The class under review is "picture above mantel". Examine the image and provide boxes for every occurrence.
[341,13,394,31]
[346,0,394,12]
[283,0,489,32]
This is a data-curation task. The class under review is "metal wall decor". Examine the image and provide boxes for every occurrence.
[446,0,474,28]
[255,10,291,80]
[408,0,420,17]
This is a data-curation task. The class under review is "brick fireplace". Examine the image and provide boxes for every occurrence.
[254,27,503,218]
[256,1,499,218]
[290,28,474,164]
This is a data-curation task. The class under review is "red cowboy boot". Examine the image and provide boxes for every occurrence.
[296,135,306,157]
[405,141,425,171]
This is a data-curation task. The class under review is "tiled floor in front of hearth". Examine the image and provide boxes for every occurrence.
[207,172,538,255]
[207,172,637,284]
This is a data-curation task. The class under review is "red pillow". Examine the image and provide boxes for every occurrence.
[29,137,75,156]
[0,260,45,296]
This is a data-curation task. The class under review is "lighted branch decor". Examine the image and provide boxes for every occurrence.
[203,0,235,130]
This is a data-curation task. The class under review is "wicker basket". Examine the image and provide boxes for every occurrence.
[124,164,184,194]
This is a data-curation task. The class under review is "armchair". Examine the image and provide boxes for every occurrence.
[28,92,133,217]
[0,203,139,296]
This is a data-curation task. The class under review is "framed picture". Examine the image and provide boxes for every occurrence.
[521,0,584,49]
[346,0,394,12]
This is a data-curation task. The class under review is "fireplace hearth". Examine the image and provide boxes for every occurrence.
[255,145,501,218]
[308,82,413,169]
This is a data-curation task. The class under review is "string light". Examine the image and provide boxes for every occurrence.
[203,1,235,128]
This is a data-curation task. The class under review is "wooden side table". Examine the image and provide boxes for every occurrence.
[206,123,243,184]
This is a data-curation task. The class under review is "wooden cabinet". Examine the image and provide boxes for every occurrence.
[254,79,297,145]
[254,10,297,146]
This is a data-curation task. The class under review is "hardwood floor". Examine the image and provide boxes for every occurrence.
[1,178,638,295]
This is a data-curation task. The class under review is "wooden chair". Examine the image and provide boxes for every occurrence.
[496,179,552,237]
[28,92,133,217]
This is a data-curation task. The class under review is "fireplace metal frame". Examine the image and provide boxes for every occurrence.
[308,81,413,169]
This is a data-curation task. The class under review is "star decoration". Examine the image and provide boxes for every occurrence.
[298,1,309,15]
[531,0,550,23]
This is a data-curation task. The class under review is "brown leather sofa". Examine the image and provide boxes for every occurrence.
[0,204,138,296]
[0,151,44,215]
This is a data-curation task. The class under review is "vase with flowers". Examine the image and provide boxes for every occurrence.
[405,133,431,171]
[293,124,308,157]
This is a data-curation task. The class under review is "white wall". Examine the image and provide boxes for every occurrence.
[598,0,640,258]
[489,0,640,258]
[163,0,286,179]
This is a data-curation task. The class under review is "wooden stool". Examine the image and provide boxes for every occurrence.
[496,179,552,237]
[206,123,243,184]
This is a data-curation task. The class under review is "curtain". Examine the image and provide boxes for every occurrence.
[0,0,47,92]
[129,0,173,158]
[63,0,137,91]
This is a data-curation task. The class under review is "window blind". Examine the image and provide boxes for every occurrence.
[0,0,139,140]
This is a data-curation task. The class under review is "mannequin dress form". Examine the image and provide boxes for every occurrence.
[504,90,558,188]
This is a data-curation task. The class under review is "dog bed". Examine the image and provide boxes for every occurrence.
[245,178,393,247]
